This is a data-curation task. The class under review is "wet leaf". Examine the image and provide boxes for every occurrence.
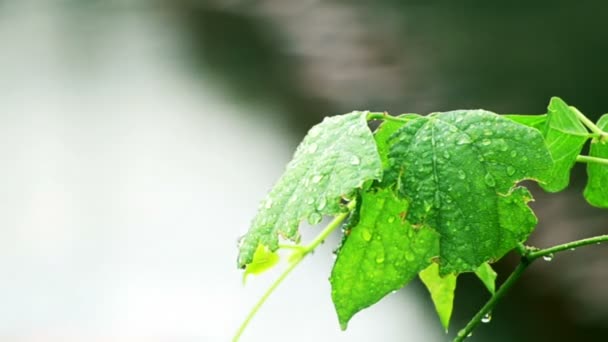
[330,189,439,329]
[584,114,608,207]
[388,109,552,274]
[237,112,382,268]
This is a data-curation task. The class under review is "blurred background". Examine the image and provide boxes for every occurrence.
[0,0,607,341]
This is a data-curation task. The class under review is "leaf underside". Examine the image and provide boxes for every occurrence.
[330,189,439,329]
[237,111,383,267]
[584,114,608,207]
[387,110,552,274]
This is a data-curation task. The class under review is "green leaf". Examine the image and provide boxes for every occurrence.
[242,244,280,284]
[419,262,457,332]
[503,114,547,131]
[474,262,497,295]
[540,97,590,192]
[237,112,383,268]
[330,189,439,329]
[584,114,608,207]
[388,110,552,274]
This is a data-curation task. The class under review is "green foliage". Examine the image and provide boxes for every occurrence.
[584,114,608,207]
[419,262,457,331]
[387,110,551,274]
[237,111,382,267]
[330,189,439,329]
[235,97,608,342]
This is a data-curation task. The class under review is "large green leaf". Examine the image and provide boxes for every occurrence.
[584,114,608,207]
[330,189,439,329]
[540,97,590,192]
[388,110,552,274]
[420,262,457,332]
[237,112,383,267]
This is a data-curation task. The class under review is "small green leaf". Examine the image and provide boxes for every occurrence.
[237,112,383,268]
[474,262,497,295]
[419,262,457,332]
[330,189,439,329]
[540,97,590,192]
[388,110,551,274]
[242,244,280,284]
[584,114,608,207]
[503,114,547,131]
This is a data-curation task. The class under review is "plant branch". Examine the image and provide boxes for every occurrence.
[454,260,530,341]
[527,234,608,260]
[233,201,356,341]
[454,234,608,341]
[571,106,608,139]
[576,155,608,167]
[366,111,410,123]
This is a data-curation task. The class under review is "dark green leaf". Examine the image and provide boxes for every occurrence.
[419,262,457,331]
[330,189,439,329]
[584,114,608,207]
[237,112,383,267]
[388,110,551,274]
[540,97,590,192]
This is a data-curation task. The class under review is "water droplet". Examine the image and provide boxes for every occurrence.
[456,136,472,145]
[482,312,492,323]
[387,216,396,223]
[308,212,322,225]
[443,151,450,159]
[308,143,318,153]
[362,229,372,241]
[569,247,576,251]
[309,126,321,137]
[405,251,415,261]
[312,174,323,183]
[484,173,496,187]
[265,198,273,209]
[375,256,385,263]
[316,197,327,211]
[543,253,554,261]
[458,170,466,180]
[483,129,493,136]
[507,166,516,176]
[510,150,518,158]
[481,139,492,146]
[350,156,361,165]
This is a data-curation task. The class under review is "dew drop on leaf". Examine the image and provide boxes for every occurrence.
[457,170,466,180]
[456,136,472,145]
[308,143,318,153]
[507,166,516,176]
[443,151,450,159]
[375,255,385,264]
[350,156,361,165]
[316,197,327,211]
[307,212,323,225]
[481,139,492,146]
[361,229,372,241]
[265,198,273,209]
[543,253,554,261]
[387,216,395,223]
[484,173,496,187]
[312,174,323,183]
[510,150,517,158]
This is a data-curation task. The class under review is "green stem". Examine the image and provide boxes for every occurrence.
[233,201,356,341]
[576,155,608,167]
[527,234,608,260]
[366,112,410,123]
[454,260,530,342]
[454,234,608,341]
[571,107,608,139]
